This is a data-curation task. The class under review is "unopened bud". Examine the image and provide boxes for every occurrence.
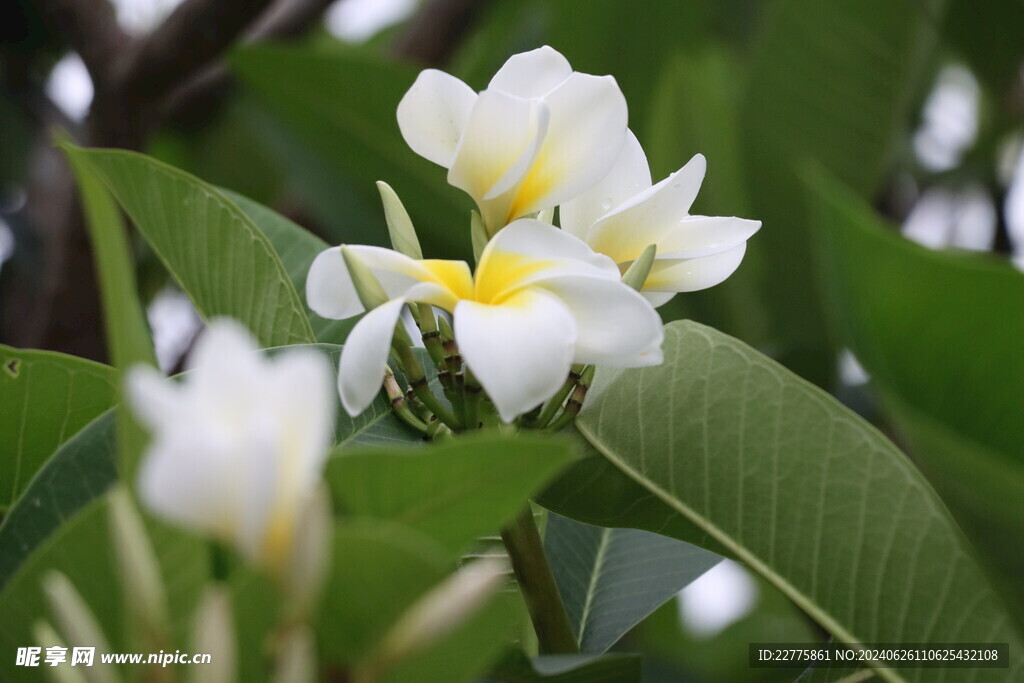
[33,621,86,683]
[342,247,390,310]
[42,572,119,683]
[189,587,235,683]
[271,625,316,683]
[620,243,657,291]
[470,210,489,260]
[284,486,332,619]
[376,181,423,260]
[436,315,455,344]
[365,558,507,672]
[108,486,169,649]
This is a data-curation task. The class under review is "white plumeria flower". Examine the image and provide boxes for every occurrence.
[127,319,335,576]
[560,131,762,307]
[307,220,663,422]
[397,45,628,233]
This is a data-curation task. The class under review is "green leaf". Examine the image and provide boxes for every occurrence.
[0,347,116,507]
[544,321,1024,681]
[63,142,157,371]
[222,189,356,344]
[64,141,157,479]
[544,513,720,653]
[0,411,117,592]
[230,45,472,259]
[317,519,450,662]
[326,434,575,554]
[807,170,1024,621]
[0,344,417,599]
[66,146,316,348]
[487,651,642,682]
[739,0,938,382]
[0,491,208,681]
[0,499,118,682]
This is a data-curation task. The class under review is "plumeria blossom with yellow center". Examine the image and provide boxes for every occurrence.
[559,131,762,307]
[397,45,628,234]
[127,319,334,577]
[306,220,663,423]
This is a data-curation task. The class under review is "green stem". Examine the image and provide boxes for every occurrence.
[547,365,595,432]
[464,369,481,430]
[532,365,583,428]
[392,326,461,430]
[500,508,579,654]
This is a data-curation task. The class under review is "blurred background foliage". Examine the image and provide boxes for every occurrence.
[1,0,1022,679]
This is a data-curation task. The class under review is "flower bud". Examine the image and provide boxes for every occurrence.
[620,243,657,291]
[107,486,169,649]
[271,625,316,683]
[363,558,507,674]
[376,181,423,260]
[189,587,235,683]
[341,246,391,310]
[470,210,488,259]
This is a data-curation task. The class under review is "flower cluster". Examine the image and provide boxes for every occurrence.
[126,45,759,575]
[311,45,760,425]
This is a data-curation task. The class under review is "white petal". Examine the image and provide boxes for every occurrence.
[645,243,748,293]
[267,347,336,483]
[587,154,707,262]
[448,90,548,226]
[559,130,652,239]
[307,246,470,320]
[455,290,576,422]
[534,275,663,367]
[126,365,181,431]
[482,219,620,278]
[187,320,266,414]
[657,216,761,259]
[306,247,361,320]
[137,423,243,542]
[504,73,628,219]
[643,291,676,308]
[488,45,572,98]
[238,417,282,562]
[337,298,406,416]
[397,69,478,168]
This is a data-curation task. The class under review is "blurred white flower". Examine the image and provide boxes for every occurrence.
[307,220,662,422]
[397,46,628,234]
[127,319,335,575]
[560,131,761,307]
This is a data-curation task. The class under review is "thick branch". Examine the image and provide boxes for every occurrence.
[392,0,490,66]
[35,0,128,87]
[118,0,275,100]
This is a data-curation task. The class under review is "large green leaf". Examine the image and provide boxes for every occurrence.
[230,45,472,259]
[0,491,208,682]
[327,434,574,554]
[0,411,117,591]
[65,141,157,479]
[317,519,450,662]
[739,0,937,382]
[0,499,118,682]
[223,189,356,344]
[67,146,316,348]
[543,321,1023,681]
[0,347,116,507]
[808,171,1024,621]
[544,513,720,654]
[0,344,417,599]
